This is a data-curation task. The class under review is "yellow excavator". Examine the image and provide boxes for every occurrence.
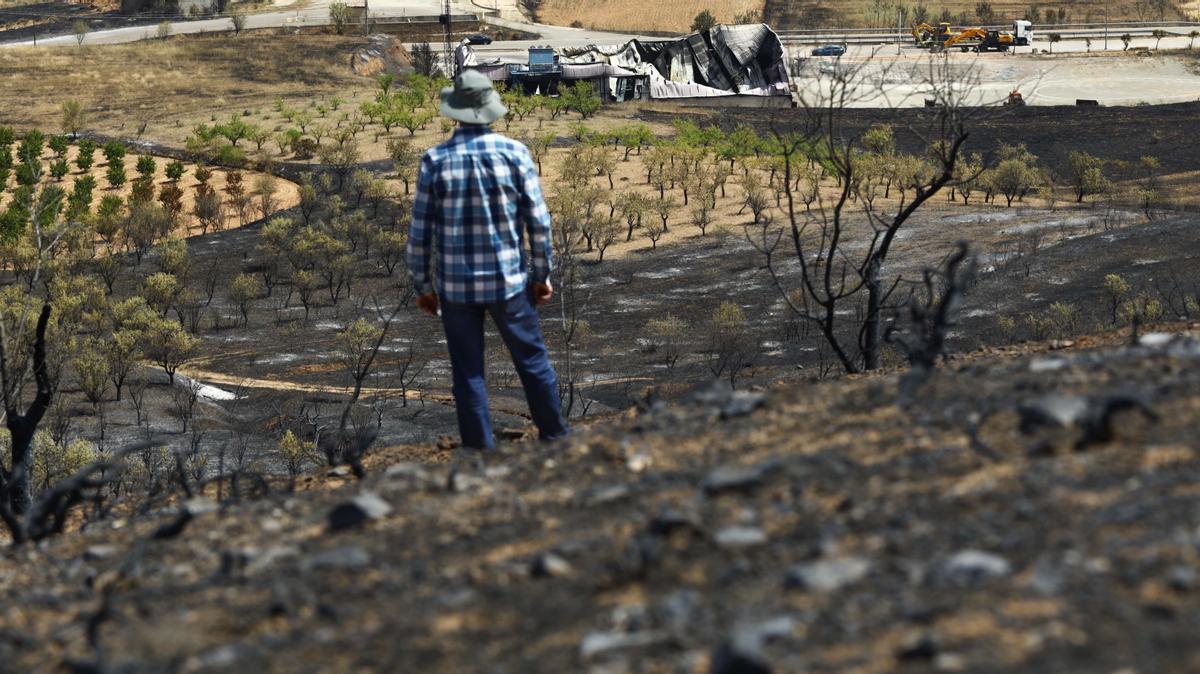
[913,20,1032,52]
[911,22,953,48]
[943,27,1016,52]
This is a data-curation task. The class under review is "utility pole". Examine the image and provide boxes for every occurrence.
[1104,0,1109,50]
[440,0,456,77]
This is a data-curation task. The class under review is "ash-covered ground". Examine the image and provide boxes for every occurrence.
[2,327,1198,673]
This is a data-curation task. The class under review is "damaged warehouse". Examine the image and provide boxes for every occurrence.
[458,23,794,107]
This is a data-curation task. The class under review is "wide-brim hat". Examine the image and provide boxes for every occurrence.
[440,69,508,125]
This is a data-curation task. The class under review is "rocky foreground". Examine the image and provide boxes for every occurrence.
[2,332,1200,674]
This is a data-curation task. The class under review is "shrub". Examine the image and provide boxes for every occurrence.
[278,430,315,477]
[216,144,246,167]
[75,139,95,172]
[229,273,263,326]
[329,2,351,34]
[49,158,70,181]
[691,9,717,32]
[48,135,70,158]
[105,161,126,189]
[165,160,186,182]
[136,154,157,180]
[32,433,94,493]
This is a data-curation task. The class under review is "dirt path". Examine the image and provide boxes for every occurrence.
[178,366,444,401]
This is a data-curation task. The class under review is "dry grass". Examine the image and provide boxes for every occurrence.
[539,0,762,34]
[764,0,1188,28]
[0,32,369,137]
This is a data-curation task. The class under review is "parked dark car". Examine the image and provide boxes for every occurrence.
[811,44,845,56]
[466,33,493,45]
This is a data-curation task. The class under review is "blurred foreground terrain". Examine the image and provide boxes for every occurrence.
[2,328,1199,674]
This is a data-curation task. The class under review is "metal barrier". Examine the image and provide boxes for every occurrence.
[776,21,1200,44]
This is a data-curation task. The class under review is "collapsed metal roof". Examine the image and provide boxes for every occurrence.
[556,23,792,98]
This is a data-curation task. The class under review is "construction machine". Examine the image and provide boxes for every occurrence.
[911,22,953,48]
[1004,89,1026,106]
[944,28,1015,52]
[914,20,1033,52]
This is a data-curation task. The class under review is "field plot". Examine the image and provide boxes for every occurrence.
[538,0,762,33]
[1,141,298,236]
[0,33,367,137]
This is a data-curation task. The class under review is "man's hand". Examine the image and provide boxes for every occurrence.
[416,292,439,317]
[531,281,553,306]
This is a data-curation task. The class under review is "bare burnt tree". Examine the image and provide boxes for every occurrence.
[13,440,157,544]
[550,214,591,418]
[749,55,982,374]
[315,299,403,476]
[886,242,976,398]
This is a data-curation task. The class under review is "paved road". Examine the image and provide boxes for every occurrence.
[796,41,1200,107]
[0,0,643,48]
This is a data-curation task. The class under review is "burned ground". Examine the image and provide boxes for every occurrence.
[1,330,1198,673]
[653,100,1200,178]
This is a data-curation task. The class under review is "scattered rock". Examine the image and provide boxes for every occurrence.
[1028,356,1068,373]
[245,545,300,576]
[326,466,353,478]
[934,652,966,671]
[897,632,938,661]
[83,545,117,562]
[703,462,772,494]
[710,641,771,674]
[1166,565,1197,592]
[584,484,631,506]
[383,462,431,483]
[626,451,652,472]
[654,590,701,636]
[302,545,371,572]
[711,616,795,674]
[693,382,768,419]
[1138,332,1174,348]
[1019,393,1158,449]
[184,497,218,516]
[1027,560,1065,596]
[184,643,246,670]
[328,492,393,532]
[935,550,1012,586]
[484,465,512,480]
[648,506,701,536]
[714,526,768,549]
[449,471,487,493]
[579,630,669,660]
[530,552,573,578]
[785,557,871,592]
[1018,395,1090,430]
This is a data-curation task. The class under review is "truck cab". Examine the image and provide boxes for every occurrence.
[1013,20,1033,46]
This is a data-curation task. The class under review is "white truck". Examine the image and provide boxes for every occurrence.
[1013,19,1033,46]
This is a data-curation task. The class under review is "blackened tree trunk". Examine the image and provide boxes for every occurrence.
[3,304,55,518]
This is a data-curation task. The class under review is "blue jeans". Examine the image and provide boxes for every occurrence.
[440,286,569,449]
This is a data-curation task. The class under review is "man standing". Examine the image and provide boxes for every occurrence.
[407,70,569,450]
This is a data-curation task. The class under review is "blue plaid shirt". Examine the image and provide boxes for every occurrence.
[407,125,553,305]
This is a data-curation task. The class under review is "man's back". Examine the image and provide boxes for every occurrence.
[407,126,552,306]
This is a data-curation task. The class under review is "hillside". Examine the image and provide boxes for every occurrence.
[762,0,1188,29]
[537,0,763,34]
[2,330,1198,673]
